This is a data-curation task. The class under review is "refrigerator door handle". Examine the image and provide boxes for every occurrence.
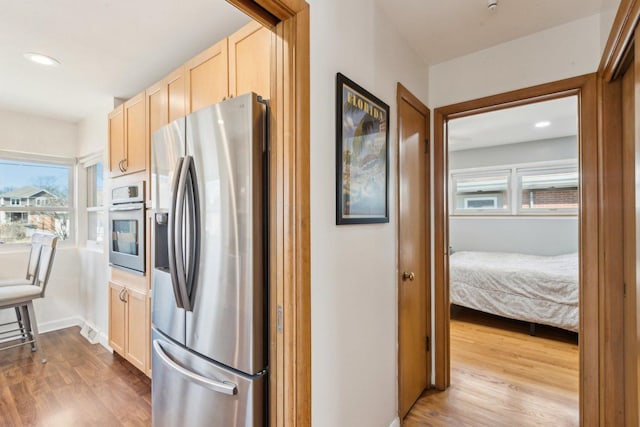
[174,155,193,311]
[184,157,201,310]
[168,156,185,309]
[153,339,238,396]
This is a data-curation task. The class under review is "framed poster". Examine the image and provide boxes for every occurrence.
[336,73,390,224]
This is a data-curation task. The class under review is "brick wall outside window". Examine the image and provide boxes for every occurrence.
[521,188,578,209]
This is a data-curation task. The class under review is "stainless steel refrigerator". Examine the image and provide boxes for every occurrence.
[150,93,267,427]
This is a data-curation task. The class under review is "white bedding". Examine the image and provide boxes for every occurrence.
[449,251,579,332]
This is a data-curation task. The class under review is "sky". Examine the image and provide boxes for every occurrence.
[0,159,70,196]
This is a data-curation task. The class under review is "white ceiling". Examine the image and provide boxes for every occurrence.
[0,0,621,124]
[0,0,250,122]
[447,96,578,151]
[376,0,620,66]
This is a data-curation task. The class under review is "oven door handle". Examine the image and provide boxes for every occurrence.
[109,205,143,212]
[168,157,185,309]
[174,155,193,311]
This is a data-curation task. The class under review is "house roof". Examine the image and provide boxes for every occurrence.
[0,186,56,199]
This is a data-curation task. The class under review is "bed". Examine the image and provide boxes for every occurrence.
[449,251,579,332]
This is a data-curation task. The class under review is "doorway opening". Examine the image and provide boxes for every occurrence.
[431,74,600,425]
[445,96,579,425]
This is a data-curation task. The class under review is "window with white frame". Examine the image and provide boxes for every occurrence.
[450,162,578,216]
[517,166,578,213]
[451,170,510,214]
[0,155,74,244]
[85,160,104,245]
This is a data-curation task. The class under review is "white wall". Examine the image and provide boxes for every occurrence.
[0,108,77,156]
[429,14,602,108]
[308,0,429,426]
[449,136,577,170]
[450,217,578,256]
[76,103,113,346]
[0,109,82,331]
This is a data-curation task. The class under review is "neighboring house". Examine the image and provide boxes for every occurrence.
[0,186,61,238]
[0,185,58,210]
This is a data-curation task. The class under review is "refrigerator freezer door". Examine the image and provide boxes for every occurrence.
[152,330,265,427]
[152,269,186,344]
[151,117,185,211]
[185,93,266,375]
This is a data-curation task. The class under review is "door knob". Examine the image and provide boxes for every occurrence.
[402,271,415,281]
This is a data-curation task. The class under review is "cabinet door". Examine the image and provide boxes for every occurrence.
[123,92,146,175]
[229,21,271,100]
[186,38,229,113]
[108,105,125,177]
[167,66,186,122]
[109,282,126,355]
[147,81,167,138]
[125,286,148,372]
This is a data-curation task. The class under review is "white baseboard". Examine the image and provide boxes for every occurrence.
[389,417,400,427]
[39,316,83,333]
[98,332,112,353]
[37,317,112,353]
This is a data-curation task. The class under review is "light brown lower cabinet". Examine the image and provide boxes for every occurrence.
[109,281,149,374]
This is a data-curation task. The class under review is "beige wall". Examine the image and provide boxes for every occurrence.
[308,1,429,426]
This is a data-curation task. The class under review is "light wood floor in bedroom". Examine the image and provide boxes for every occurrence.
[404,307,579,427]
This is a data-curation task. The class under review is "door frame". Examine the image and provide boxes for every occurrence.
[226,1,311,426]
[433,74,607,424]
[396,83,431,419]
[599,1,640,425]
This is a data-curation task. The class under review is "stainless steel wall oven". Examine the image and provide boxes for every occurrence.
[109,182,145,274]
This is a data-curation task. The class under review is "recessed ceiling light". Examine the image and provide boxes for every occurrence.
[24,52,61,67]
[535,121,551,128]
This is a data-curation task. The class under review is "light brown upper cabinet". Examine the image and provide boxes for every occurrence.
[146,66,187,135]
[109,92,147,177]
[146,66,186,202]
[185,21,271,115]
[108,104,125,178]
[186,38,229,113]
[229,21,271,100]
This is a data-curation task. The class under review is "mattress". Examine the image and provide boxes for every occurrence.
[449,251,579,332]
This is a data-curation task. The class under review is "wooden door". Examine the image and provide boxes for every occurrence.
[397,83,431,419]
[109,282,126,355]
[622,32,640,427]
[125,286,148,372]
[186,38,229,113]
[229,21,271,99]
[123,92,146,175]
[108,105,125,177]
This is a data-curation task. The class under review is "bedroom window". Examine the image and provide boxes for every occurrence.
[517,166,578,214]
[450,162,578,216]
[451,170,510,214]
[0,155,74,244]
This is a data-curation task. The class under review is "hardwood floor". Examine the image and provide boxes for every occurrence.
[405,307,579,427]
[0,327,151,427]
